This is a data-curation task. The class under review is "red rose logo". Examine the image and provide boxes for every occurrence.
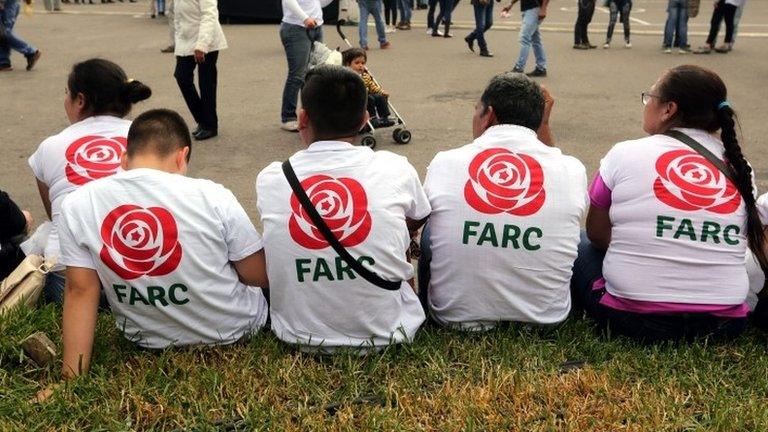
[464,148,546,215]
[289,175,372,249]
[653,149,741,214]
[65,135,126,185]
[99,205,183,280]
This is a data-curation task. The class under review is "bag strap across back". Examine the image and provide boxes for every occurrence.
[282,160,402,291]
[663,129,737,186]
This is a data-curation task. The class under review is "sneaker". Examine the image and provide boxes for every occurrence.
[430,28,443,37]
[526,67,547,78]
[603,42,610,49]
[160,45,175,53]
[194,129,217,141]
[380,41,392,49]
[511,66,524,73]
[465,36,475,52]
[361,45,370,51]
[401,22,411,30]
[693,45,713,54]
[663,47,672,54]
[678,47,691,54]
[714,43,732,53]
[25,50,41,71]
[479,50,494,58]
[280,120,299,132]
[587,43,597,49]
[624,41,632,49]
[573,43,588,50]
[443,33,454,38]
[385,25,395,34]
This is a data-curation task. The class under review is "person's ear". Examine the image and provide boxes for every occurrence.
[298,109,310,131]
[120,151,129,170]
[483,105,498,129]
[663,101,678,122]
[75,92,87,111]
[176,147,190,174]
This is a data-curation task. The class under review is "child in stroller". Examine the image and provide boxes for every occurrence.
[342,48,395,129]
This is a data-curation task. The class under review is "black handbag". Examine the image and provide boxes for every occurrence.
[282,159,402,291]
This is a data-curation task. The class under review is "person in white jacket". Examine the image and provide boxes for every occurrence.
[279,0,334,132]
[173,0,227,140]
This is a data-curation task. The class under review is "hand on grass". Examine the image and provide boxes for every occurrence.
[32,384,60,404]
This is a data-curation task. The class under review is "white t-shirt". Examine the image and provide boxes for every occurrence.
[58,168,268,349]
[281,0,335,27]
[424,125,587,330]
[726,0,745,8]
[599,128,749,305]
[256,141,429,351]
[28,115,131,271]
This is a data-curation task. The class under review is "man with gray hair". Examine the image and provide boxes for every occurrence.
[418,72,587,330]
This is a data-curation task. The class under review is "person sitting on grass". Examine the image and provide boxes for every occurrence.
[419,72,587,330]
[342,48,396,129]
[256,65,430,354]
[572,65,768,344]
[28,58,152,304]
[56,109,269,379]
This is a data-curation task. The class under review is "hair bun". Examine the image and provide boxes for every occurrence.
[123,80,152,104]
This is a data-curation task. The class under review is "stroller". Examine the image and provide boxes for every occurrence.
[307,22,412,149]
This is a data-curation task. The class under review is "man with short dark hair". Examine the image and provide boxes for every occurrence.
[419,72,586,330]
[57,109,268,378]
[257,65,430,353]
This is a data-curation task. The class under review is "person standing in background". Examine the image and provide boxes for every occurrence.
[383,0,397,33]
[358,0,391,50]
[503,0,549,78]
[573,0,596,50]
[662,0,689,53]
[173,0,227,140]
[396,0,412,29]
[603,0,632,49]
[0,0,41,72]
[694,0,743,54]
[279,0,333,131]
[464,0,495,57]
[161,0,175,53]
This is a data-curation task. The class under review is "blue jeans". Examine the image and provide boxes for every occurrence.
[514,7,546,71]
[280,23,323,123]
[43,271,110,309]
[663,0,687,48]
[397,0,411,23]
[466,2,493,51]
[359,0,387,47]
[156,0,165,13]
[0,0,37,67]
[606,0,631,43]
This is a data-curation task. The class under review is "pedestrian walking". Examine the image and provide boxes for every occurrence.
[573,0,596,50]
[279,0,333,131]
[358,0,391,50]
[503,0,549,77]
[161,0,175,53]
[383,0,397,33]
[0,0,41,72]
[464,0,495,57]
[173,0,228,140]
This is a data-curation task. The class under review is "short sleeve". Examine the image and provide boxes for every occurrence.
[758,193,768,226]
[597,144,622,191]
[28,142,47,183]
[219,188,263,262]
[588,172,613,210]
[402,163,431,221]
[58,201,96,270]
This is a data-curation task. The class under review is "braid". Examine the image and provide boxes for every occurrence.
[718,107,768,275]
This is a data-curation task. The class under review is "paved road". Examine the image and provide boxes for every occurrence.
[2,0,767,226]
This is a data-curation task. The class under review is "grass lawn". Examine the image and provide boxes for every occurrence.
[2,304,768,431]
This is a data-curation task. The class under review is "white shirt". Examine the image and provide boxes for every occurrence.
[600,128,749,305]
[726,0,745,8]
[174,0,227,56]
[58,168,268,349]
[282,0,334,26]
[424,125,587,330]
[28,115,131,271]
[256,141,429,351]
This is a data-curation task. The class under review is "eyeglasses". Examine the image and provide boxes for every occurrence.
[641,92,661,106]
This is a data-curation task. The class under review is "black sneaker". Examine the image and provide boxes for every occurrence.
[526,67,547,78]
[25,50,41,71]
[479,50,494,58]
[464,36,475,52]
[194,129,218,141]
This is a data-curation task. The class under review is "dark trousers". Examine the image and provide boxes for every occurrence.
[383,0,397,25]
[606,0,631,43]
[466,2,494,51]
[706,0,737,45]
[574,0,595,45]
[427,0,459,30]
[174,51,219,131]
[571,231,747,344]
[367,94,391,119]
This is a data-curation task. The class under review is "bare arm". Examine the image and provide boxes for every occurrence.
[36,179,52,220]
[61,267,101,379]
[537,86,555,147]
[502,0,519,12]
[586,206,612,251]
[233,249,269,288]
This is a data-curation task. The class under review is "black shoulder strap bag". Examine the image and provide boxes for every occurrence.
[282,159,402,291]
[663,129,736,185]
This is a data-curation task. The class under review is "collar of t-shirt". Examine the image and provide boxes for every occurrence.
[304,140,356,152]
[669,127,725,157]
[478,124,540,146]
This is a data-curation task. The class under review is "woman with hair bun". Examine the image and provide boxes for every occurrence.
[28,58,152,304]
[572,64,767,343]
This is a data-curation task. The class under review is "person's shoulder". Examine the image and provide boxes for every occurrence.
[256,161,285,188]
[371,150,418,174]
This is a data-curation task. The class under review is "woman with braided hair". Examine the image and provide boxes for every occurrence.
[571,64,767,343]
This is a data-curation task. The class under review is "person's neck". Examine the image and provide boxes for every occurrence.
[125,155,182,174]
[305,136,356,147]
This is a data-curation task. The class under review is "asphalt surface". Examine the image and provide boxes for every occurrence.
[1,0,767,227]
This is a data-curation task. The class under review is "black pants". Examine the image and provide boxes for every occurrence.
[574,0,595,45]
[383,0,397,25]
[706,0,737,45]
[367,94,391,119]
[570,231,747,344]
[174,51,219,131]
[427,0,459,29]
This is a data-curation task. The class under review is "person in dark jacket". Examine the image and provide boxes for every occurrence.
[0,190,32,279]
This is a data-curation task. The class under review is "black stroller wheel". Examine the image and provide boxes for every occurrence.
[361,135,377,149]
[393,129,412,144]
